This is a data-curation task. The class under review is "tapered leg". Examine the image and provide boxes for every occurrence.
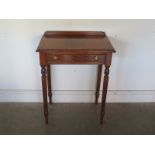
[95,65,102,104]
[47,65,52,104]
[41,65,48,124]
[100,66,110,124]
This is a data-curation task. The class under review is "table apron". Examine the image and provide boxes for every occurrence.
[46,54,105,65]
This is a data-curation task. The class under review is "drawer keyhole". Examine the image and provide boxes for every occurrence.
[94,56,98,61]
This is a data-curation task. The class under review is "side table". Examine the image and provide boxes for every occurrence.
[36,31,115,124]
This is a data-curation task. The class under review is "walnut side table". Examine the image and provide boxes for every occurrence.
[36,31,115,124]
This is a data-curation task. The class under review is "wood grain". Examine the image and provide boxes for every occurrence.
[37,31,115,53]
[46,54,105,64]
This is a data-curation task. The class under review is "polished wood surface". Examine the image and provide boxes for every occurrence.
[46,54,105,64]
[44,31,106,38]
[41,65,48,124]
[95,65,102,104]
[37,31,115,124]
[37,31,115,54]
[100,53,112,123]
[47,65,52,104]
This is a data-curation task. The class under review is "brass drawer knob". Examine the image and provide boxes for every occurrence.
[53,56,58,60]
[94,56,98,61]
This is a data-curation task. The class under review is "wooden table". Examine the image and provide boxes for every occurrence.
[36,31,115,124]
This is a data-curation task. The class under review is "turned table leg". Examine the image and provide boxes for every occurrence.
[41,65,48,124]
[100,65,110,124]
[47,64,52,104]
[95,65,102,104]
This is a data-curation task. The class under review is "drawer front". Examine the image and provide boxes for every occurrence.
[46,54,105,64]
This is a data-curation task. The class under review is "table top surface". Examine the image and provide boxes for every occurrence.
[36,31,116,53]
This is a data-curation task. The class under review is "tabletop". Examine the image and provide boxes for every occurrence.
[36,31,115,54]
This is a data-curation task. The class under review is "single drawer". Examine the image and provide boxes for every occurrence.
[46,54,105,64]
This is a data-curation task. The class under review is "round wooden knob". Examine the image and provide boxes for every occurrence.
[94,56,98,61]
[53,56,58,60]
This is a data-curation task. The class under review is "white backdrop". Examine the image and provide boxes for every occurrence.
[0,19,155,103]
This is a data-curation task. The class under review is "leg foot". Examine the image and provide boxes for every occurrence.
[44,112,48,124]
[100,110,105,124]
